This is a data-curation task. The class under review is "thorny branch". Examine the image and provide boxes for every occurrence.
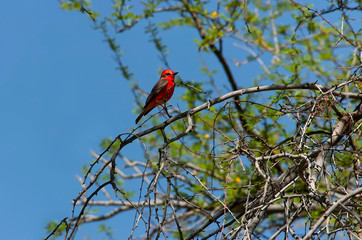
[52,79,361,239]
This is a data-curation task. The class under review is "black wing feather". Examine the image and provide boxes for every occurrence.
[143,77,168,108]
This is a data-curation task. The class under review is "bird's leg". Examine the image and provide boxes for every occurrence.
[163,100,172,118]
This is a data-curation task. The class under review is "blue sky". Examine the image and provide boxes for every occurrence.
[0,1,134,239]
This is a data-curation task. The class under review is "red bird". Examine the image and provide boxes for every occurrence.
[135,69,178,124]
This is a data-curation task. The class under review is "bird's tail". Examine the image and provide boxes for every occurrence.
[135,107,149,124]
[135,112,143,124]
[135,106,154,124]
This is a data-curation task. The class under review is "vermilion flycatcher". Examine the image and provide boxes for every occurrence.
[135,69,178,124]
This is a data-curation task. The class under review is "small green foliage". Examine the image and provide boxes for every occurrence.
[199,66,217,77]
[98,223,114,235]
[146,22,168,55]
[99,137,121,156]
[60,2,82,11]
[307,21,317,33]
[81,165,90,175]
[45,220,67,238]
[60,0,93,14]
[159,17,194,29]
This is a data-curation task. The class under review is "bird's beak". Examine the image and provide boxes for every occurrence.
[173,72,178,75]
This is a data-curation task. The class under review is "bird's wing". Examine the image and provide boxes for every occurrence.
[143,77,168,108]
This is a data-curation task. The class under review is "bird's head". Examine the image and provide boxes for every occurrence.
[161,69,178,80]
